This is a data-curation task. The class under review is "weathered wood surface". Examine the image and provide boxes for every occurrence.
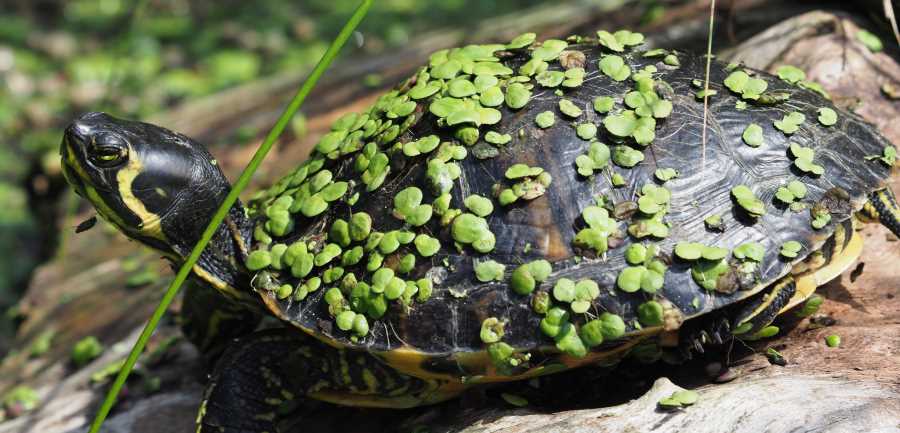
[1,5,899,433]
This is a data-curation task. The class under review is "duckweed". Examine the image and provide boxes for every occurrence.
[573,205,618,254]
[575,141,611,176]
[558,99,583,118]
[776,65,805,84]
[464,195,494,217]
[593,96,615,113]
[480,317,505,343]
[247,250,272,271]
[484,131,511,145]
[733,242,765,262]
[414,234,441,257]
[510,260,552,295]
[475,260,506,282]
[856,30,883,53]
[535,111,555,128]
[817,107,837,126]
[732,185,766,217]
[637,301,664,326]
[774,112,805,134]
[724,70,767,100]
[654,168,677,182]
[72,336,104,367]
[780,240,803,258]
[505,82,532,109]
[742,123,763,147]
[790,143,825,175]
[658,390,699,409]
[612,145,644,167]
[599,55,631,81]
[576,123,598,140]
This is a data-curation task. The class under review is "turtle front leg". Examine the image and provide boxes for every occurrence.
[197,329,457,433]
[675,275,796,358]
[860,188,900,237]
[181,280,262,363]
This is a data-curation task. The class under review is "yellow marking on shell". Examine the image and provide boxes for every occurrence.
[191,264,248,302]
[116,153,167,242]
[791,251,825,275]
[461,336,648,385]
[780,221,864,314]
[308,383,460,409]
[338,350,352,389]
[361,368,378,393]
[375,346,457,381]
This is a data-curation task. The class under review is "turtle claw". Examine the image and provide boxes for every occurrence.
[677,315,731,360]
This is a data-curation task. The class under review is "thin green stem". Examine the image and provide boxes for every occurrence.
[85,1,372,432]
[700,0,716,170]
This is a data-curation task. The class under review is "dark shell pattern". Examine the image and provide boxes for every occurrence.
[244,31,892,369]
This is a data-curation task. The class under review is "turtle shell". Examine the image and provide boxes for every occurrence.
[245,35,892,377]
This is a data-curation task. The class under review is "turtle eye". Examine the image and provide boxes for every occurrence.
[89,135,128,168]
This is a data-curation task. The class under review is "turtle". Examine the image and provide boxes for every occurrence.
[60,30,900,432]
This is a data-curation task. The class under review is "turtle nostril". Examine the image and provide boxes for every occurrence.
[65,121,93,146]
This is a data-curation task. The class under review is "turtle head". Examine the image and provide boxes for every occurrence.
[61,112,255,300]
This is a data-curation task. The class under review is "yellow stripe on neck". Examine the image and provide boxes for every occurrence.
[117,154,167,242]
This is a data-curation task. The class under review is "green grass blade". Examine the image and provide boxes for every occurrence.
[700,0,716,170]
[86,1,373,432]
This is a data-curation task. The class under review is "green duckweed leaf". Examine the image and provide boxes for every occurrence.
[464,194,494,217]
[742,123,764,147]
[475,260,506,282]
[624,243,647,264]
[654,168,678,182]
[776,65,805,84]
[856,29,883,53]
[780,240,803,258]
[617,265,646,293]
[507,32,537,49]
[817,107,837,126]
[596,30,624,52]
[480,317,504,343]
[593,96,615,113]
[731,185,766,216]
[612,146,644,168]
[552,278,576,303]
[733,242,764,262]
[414,234,441,257]
[559,99,583,118]
[599,55,631,81]
[576,123,598,140]
[504,82,531,109]
[637,301,664,326]
[531,39,568,61]
[535,110,555,128]
[536,70,564,87]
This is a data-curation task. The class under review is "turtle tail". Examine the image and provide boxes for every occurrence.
[861,188,900,238]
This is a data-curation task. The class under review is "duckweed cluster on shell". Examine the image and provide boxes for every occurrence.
[240,28,883,366]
